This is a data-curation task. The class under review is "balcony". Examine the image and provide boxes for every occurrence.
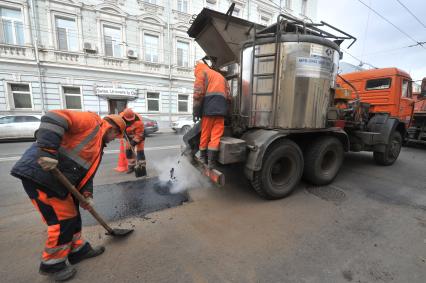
[54,50,83,63]
[103,57,124,67]
[0,44,35,61]
[138,1,164,15]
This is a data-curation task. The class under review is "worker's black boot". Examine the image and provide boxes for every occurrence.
[39,261,76,282]
[207,150,219,169]
[126,165,135,174]
[68,243,105,265]
[199,149,208,165]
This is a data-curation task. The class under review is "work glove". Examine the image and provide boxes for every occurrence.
[80,197,94,210]
[193,104,202,122]
[38,157,58,171]
[130,139,138,147]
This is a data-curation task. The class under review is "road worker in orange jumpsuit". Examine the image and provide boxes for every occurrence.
[193,61,231,168]
[119,108,146,174]
[11,110,125,281]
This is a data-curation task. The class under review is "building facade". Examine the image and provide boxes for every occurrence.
[0,0,317,126]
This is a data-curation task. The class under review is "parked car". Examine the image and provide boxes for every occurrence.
[171,117,194,134]
[143,117,159,135]
[0,115,41,141]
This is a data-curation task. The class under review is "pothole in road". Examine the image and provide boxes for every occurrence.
[306,185,346,204]
[82,177,189,225]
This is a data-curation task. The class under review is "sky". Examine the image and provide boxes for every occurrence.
[316,0,426,81]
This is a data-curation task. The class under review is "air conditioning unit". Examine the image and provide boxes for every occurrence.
[83,42,97,54]
[127,49,138,59]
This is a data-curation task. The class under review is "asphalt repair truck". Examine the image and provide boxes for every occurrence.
[183,5,418,200]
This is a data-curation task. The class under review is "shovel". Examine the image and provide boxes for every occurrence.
[51,168,134,237]
[124,134,147,178]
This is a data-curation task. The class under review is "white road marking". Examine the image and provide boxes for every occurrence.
[0,145,181,163]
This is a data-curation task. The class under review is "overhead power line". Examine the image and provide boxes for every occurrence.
[356,0,426,49]
[395,0,426,28]
[342,49,378,69]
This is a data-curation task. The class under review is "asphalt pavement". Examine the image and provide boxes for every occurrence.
[0,135,425,283]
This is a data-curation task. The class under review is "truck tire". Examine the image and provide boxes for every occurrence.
[373,130,402,166]
[303,136,344,185]
[251,139,303,200]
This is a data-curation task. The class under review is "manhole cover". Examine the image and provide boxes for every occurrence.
[307,185,346,203]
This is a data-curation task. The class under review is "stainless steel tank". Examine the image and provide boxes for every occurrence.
[240,35,340,129]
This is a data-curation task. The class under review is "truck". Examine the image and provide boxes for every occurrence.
[337,69,426,145]
[183,6,419,199]
[407,80,426,144]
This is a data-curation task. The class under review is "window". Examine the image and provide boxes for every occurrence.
[286,0,292,10]
[103,25,122,57]
[143,34,159,63]
[301,0,308,15]
[63,86,82,110]
[178,94,189,112]
[401,80,411,98]
[176,40,189,67]
[147,92,160,112]
[233,7,240,17]
[55,16,78,51]
[0,7,24,45]
[9,83,32,109]
[14,116,39,122]
[177,0,188,13]
[22,116,40,122]
[365,78,392,90]
[0,116,14,124]
[260,15,270,26]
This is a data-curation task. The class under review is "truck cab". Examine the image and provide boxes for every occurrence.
[337,68,415,127]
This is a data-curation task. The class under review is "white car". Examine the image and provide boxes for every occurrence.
[171,117,194,134]
[0,115,41,140]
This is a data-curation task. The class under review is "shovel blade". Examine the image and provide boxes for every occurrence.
[134,165,147,178]
[106,228,134,237]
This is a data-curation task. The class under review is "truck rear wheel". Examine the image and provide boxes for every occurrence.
[373,130,402,166]
[303,136,344,185]
[251,139,303,200]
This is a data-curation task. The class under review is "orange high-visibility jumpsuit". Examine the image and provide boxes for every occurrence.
[121,113,145,167]
[11,110,115,272]
[193,62,231,151]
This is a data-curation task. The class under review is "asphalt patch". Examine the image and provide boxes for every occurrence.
[82,177,189,225]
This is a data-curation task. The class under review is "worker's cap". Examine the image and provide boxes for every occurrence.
[121,108,136,121]
[103,114,126,136]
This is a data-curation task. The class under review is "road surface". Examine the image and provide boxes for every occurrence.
[0,134,425,282]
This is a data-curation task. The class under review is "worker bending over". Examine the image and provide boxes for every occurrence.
[120,108,146,174]
[193,61,231,168]
[11,110,125,281]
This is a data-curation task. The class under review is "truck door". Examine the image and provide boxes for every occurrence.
[399,78,414,127]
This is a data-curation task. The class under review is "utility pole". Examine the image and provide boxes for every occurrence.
[28,0,46,114]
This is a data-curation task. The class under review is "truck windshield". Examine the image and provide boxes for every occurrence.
[365,78,392,90]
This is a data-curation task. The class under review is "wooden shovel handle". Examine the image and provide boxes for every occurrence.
[51,168,114,234]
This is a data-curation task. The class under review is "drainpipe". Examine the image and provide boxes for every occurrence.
[247,0,250,20]
[167,0,172,124]
[28,0,46,114]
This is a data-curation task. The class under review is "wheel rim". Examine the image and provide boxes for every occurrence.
[182,126,190,134]
[269,156,294,186]
[321,150,337,172]
[388,136,401,159]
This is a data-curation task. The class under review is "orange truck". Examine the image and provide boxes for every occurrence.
[408,79,426,143]
[337,68,424,141]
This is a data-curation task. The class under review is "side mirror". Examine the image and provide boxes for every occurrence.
[421,78,426,98]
